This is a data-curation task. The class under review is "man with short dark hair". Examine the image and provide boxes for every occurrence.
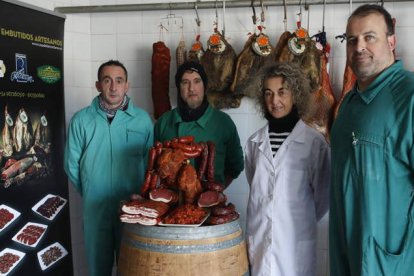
[330,4,414,275]
[64,60,153,276]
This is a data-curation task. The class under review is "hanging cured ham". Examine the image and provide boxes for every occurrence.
[151,41,171,120]
[273,27,336,139]
[230,30,274,98]
[333,62,356,118]
[200,30,240,109]
[13,108,33,153]
[274,31,294,62]
[304,53,336,139]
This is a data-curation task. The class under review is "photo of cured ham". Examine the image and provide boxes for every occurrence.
[12,222,48,248]
[0,248,25,276]
[0,204,20,232]
[0,106,53,188]
[31,194,67,221]
[37,242,68,271]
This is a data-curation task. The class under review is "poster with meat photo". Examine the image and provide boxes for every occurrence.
[0,0,73,275]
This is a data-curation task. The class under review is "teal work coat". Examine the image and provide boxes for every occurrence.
[330,61,414,275]
[154,105,244,185]
[64,96,153,276]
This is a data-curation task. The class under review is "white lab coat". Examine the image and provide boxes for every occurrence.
[245,120,330,276]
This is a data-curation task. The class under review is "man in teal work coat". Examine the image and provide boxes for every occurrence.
[330,4,414,275]
[154,61,244,188]
[64,60,153,276]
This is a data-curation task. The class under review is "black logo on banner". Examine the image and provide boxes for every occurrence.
[10,53,34,83]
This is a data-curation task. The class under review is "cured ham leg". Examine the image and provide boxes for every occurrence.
[305,54,336,140]
[201,31,240,109]
[230,33,274,98]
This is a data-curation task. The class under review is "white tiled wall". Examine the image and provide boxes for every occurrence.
[16,0,414,275]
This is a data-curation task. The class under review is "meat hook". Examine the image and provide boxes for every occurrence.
[283,0,287,32]
[222,0,226,37]
[194,1,201,28]
[251,0,257,26]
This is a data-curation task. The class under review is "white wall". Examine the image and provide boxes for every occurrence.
[16,0,414,275]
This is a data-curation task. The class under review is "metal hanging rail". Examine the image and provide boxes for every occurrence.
[54,0,411,14]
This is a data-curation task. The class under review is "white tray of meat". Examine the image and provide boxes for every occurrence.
[0,205,20,233]
[12,222,48,248]
[32,194,67,221]
[0,248,25,276]
[37,242,68,271]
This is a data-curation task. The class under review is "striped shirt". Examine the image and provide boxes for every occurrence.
[269,131,290,157]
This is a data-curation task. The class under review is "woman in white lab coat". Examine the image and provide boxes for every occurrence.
[245,63,330,276]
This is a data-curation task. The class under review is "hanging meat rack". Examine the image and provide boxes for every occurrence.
[54,0,411,14]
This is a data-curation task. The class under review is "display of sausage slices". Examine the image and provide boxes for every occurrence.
[12,222,48,247]
[0,205,20,232]
[37,242,68,271]
[32,194,67,221]
[0,248,25,275]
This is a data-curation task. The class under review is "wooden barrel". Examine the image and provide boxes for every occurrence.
[118,219,249,276]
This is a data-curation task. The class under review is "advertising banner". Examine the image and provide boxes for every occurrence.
[0,0,73,275]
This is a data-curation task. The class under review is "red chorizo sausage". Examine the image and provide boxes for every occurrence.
[206,141,216,182]
[163,140,171,148]
[149,172,159,190]
[147,147,157,171]
[140,170,152,196]
[197,142,208,180]
[152,41,171,119]
[178,135,195,144]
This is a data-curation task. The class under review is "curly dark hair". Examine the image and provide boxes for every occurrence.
[256,62,312,119]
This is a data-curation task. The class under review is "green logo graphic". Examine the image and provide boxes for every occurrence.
[37,65,61,84]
